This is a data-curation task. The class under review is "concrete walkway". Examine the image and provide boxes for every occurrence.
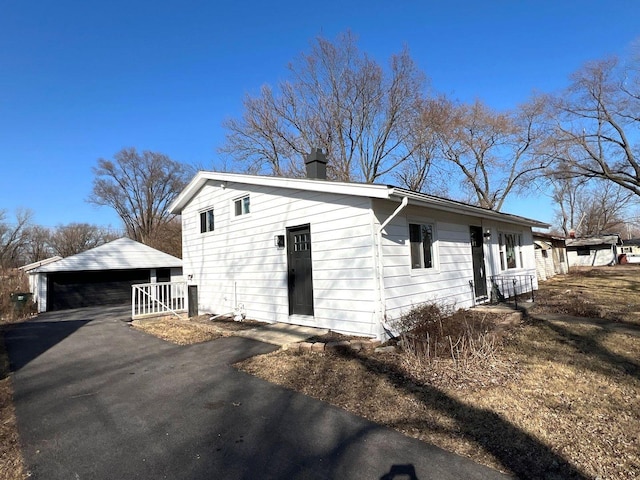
[233,322,328,346]
[6,306,510,480]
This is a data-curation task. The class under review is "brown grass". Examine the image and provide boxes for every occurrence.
[532,265,640,325]
[238,267,640,480]
[130,314,264,345]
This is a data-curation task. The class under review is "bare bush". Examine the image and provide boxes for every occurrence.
[0,269,33,324]
[394,302,502,374]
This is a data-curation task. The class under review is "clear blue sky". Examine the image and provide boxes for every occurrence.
[1,0,638,229]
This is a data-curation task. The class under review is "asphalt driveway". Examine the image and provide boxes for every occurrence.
[6,307,509,479]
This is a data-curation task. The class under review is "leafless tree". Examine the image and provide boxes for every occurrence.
[0,209,33,268]
[432,96,551,210]
[551,177,634,236]
[550,55,640,197]
[48,223,120,257]
[22,225,53,264]
[89,148,191,254]
[221,31,428,183]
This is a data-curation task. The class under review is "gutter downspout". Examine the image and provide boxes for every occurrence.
[373,196,409,338]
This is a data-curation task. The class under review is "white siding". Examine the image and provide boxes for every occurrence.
[374,200,538,328]
[375,201,479,324]
[181,181,378,337]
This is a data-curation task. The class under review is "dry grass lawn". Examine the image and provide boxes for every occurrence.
[130,315,263,344]
[239,266,640,480]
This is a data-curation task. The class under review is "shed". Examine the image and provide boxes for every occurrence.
[30,238,183,312]
[170,154,549,340]
[565,235,622,267]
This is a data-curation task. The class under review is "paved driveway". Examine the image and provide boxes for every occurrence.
[6,307,509,479]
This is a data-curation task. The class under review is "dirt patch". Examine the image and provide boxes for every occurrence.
[238,269,640,479]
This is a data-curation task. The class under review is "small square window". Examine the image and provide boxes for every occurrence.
[234,195,250,216]
[200,208,214,233]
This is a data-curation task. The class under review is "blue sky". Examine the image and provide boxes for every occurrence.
[1,0,638,229]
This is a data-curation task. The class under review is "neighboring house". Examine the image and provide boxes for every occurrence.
[565,234,622,267]
[18,256,63,300]
[532,232,568,281]
[620,238,640,264]
[30,238,183,312]
[170,151,549,340]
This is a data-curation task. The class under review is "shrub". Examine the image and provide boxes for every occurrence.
[394,302,500,372]
[0,269,33,324]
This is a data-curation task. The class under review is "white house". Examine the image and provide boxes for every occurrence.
[170,151,548,339]
[30,238,183,312]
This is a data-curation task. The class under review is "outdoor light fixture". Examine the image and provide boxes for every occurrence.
[274,235,285,249]
[483,230,491,239]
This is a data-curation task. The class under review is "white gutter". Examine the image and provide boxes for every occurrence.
[373,197,409,337]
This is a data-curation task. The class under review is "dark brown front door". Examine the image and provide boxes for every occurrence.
[287,225,314,316]
[470,226,488,299]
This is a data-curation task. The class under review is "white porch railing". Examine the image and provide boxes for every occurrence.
[131,282,187,319]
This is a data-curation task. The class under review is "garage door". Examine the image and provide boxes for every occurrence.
[47,270,151,311]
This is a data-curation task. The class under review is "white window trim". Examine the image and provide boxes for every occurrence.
[498,231,524,271]
[198,207,215,234]
[231,194,251,220]
[407,217,440,274]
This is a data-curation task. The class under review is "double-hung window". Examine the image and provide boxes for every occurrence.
[498,232,522,269]
[234,195,250,216]
[409,223,434,269]
[200,208,214,233]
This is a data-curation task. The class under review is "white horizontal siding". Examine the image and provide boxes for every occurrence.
[374,200,538,324]
[181,181,377,336]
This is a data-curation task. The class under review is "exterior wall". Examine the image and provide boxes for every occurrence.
[567,245,617,267]
[181,181,378,337]
[373,200,538,332]
[34,273,48,313]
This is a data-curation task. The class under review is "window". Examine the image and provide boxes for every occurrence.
[576,246,590,256]
[409,223,434,269]
[541,250,548,258]
[234,195,250,216]
[499,232,522,270]
[200,208,214,233]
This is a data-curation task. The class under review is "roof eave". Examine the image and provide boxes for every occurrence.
[389,189,549,229]
[169,171,391,213]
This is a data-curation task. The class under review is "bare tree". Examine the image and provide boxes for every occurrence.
[0,209,33,268]
[551,56,640,196]
[552,177,634,236]
[48,223,120,257]
[22,225,53,264]
[221,31,428,183]
[89,148,191,254]
[432,97,551,210]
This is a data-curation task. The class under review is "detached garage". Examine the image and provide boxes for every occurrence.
[31,238,183,312]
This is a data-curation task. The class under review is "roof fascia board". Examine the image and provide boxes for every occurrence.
[389,189,549,229]
[170,171,391,213]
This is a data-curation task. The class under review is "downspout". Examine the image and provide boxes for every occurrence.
[373,196,409,338]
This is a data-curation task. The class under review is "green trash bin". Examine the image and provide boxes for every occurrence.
[10,292,32,314]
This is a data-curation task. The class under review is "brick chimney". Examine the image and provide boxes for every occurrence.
[305,148,327,180]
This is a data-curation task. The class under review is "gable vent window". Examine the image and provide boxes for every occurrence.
[409,223,434,269]
[234,195,250,216]
[200,208,214,233]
